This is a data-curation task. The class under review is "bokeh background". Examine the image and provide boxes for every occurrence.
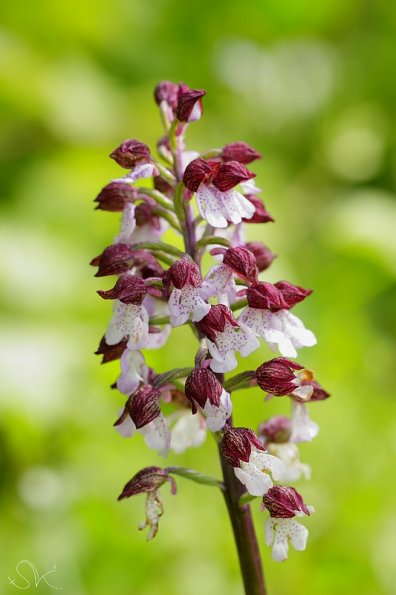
[1,1,396,594]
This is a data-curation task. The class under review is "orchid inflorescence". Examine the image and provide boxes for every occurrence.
[92,81,329,564]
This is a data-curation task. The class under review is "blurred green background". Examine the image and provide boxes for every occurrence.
[1,1,396,594]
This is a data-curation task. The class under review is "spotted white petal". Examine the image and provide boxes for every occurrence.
[115,203,136,244]
[222,188,255,223]
[207,322,260,373]
[196,183,255,228]
[202,388,232,431]
[196,184,229,228]
[114,162,155,184]
[200,264,236,305]
[242,309,316,358]
[169,410,206,454]
[117,349,148,395]
[234,447,285,496]
[234,465,274,497]
[268,443,311,482]
[265,517,309,562]
[139,415,171,456]
[105,301,149,349]
[290,401,319,443]
[168,286,211,327]
[240,179,262,194]
[238,307,285,344]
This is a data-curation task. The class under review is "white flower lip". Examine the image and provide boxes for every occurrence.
[233,448,286,497]
[168,285,211,327]
[196,183,255,228]
[239,308,316,358]
[105,301,149,350]
[207,321,260,373]
[265,517,309,562]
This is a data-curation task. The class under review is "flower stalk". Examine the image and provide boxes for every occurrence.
[219,442,267,595]
[91,80,330,593]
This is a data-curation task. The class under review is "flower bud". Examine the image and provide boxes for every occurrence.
[183,158,215,192]
[274,281,313,308]
[118,466,177,500]
[110,139,151,169]
[256,358,310,396]
[221,142,261,164]
[176,85,206,122]
[213,161,256,192]
[247,282,289,311]
[154,81,179,110]
[97,274,147,304]
[91,244,135,277]
[184,368,222,412]
[245,242,276,272]
[220,426,265,467]
[183,158,255,193]
[94,182,137,211]
[243,195,274,223]
[258,416,292,445]
[95,336,128,363]
[262,486,311,518]
[196,304,238,342]
[126,385,162,429]
[162,255,202,297]
[222,246,258,283]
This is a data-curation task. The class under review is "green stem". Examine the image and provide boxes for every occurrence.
[230,298,248,312]
[152,207,182,232]
[219,445,267,595]
[195,236,231,251]
[138,188,175,211]
[130,241,184,258]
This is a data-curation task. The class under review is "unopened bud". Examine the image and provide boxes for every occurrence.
[110,139,151,169]
[245,242,276,272]
[223,247,258,283]
[262,486,311,518]
[97,274,147,304]
[220,426,265,467]
[94,182,136,211]
[184,368,222,412]
[118,466,177,500]
[91,244,135,277]
[221,142,261,164]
